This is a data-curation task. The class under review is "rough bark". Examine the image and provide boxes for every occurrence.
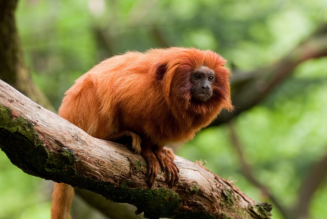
[0,79,272,219]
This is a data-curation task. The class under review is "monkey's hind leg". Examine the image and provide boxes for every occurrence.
[153,146,179,187]
[108,131,142,153]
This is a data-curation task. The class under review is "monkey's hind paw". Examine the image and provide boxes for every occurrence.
[141,148,159,188]
[154,149,179,187]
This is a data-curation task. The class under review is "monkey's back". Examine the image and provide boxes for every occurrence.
[59,50,173,141]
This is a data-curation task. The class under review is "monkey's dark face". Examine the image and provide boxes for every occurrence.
[190,66,215,102]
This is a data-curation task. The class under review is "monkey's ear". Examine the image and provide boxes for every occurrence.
[155,63,168,80]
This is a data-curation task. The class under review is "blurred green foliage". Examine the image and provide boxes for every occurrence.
[1,0,327,218]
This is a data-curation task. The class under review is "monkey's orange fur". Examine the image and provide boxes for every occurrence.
[51,183,74,219]
[51,47,232,219]
[60,47,232,144]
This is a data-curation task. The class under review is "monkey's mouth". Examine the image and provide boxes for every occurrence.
[192,93,212,102]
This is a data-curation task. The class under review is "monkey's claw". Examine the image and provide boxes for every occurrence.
[146,159,159,188]
[154,150,179,187]
[141,149,159,188]
[163,157,179,187]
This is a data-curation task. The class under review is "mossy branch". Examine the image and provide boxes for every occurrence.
[0,79,271,219]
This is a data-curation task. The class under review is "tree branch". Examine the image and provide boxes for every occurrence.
[212,23,327,126]
[150,24,171,48]
[228,123,291,219]
[294,148,327,218]
[0,79,272,219]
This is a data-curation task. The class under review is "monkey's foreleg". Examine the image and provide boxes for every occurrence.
[141,140,159,188]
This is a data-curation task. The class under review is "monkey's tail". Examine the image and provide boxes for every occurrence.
[51,183,74,219]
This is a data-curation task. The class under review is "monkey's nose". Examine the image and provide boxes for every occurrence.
[202,85,210,90]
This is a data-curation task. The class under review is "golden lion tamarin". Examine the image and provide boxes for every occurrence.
[51,47,233,219]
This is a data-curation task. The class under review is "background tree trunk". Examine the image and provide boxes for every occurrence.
[0,0,53,111]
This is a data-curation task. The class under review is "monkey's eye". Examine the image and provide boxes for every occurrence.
[208,75,214,81]
[193,74,201,79]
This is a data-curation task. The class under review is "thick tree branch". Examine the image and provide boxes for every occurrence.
[0,79,272,219]
[212,23,327,126]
